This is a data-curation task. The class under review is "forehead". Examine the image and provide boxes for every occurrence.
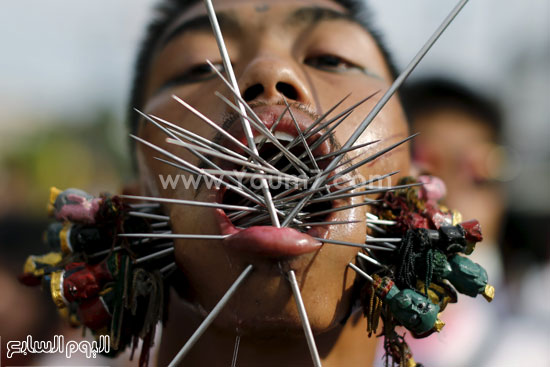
[160,0,351,44]
[181,0,345,21]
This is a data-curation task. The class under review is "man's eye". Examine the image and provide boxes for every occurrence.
[186,62,223,79]
[304,55,361,73]
[163,62,224,88]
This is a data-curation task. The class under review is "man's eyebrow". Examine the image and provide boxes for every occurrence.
[159,11,239,49]
[285,7,357,29]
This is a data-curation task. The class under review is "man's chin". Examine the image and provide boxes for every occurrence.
[176,260,356,336]
[207,292,352,338]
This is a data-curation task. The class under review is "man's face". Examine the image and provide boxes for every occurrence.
[412,108,504,242]
[136,0,409,335]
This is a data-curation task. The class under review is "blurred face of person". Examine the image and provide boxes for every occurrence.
[411,108,504,242]
[135,0,410,339]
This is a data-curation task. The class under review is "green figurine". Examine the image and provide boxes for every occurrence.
[426,251,494,301]
[445,254,494,301]
[375,276,442,335]
[352,255,443,335]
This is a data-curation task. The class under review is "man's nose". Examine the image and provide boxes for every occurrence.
[238,56,312,104]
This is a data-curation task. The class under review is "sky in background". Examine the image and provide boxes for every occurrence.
[0,0,548,210]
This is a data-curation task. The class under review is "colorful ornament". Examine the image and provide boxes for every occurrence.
[353,175,494,365]
[20,187,174,367]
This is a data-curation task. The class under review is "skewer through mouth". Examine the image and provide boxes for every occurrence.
[215,104,354,238]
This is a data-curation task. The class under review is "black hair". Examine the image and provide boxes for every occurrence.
[401,77,502,140]
[127,0,398,146]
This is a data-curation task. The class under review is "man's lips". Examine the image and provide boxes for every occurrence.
[224,104,331,158]
[216,209,322,257]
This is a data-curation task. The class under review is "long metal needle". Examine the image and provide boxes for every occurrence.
[128,211,170,221]
[147,112,253,163]
[285,98,319,172]
[121,195,260,212]
[348,263,373,283]
[321,134,419,185]
[119,233,229,240]
[324,171,399,198]
[203,0,279,227]
[297,220,361,227]
[281,92,377,158]
[139,109,269,206]
[281,0,470,227]
[313,237,394,251]
[131,134,264,206]
[315,140,380,161]
[231,334,241,367]
[300,201,379,219]
[171,95,274,170]
[135,247,174,264]
[357,252,385,268]
[167,264,254,367]
[287,270,322,367]
[165,138,284,176]
[307,183,422,204]
[213,90,310,174]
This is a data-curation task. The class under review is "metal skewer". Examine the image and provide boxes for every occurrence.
[121,195,260,212]
[287,270,322,367]
[167,264,254,367]
[202,0,279,227]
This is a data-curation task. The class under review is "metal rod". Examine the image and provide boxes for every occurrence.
[167,264,254,367]
[149,113,253,164]
[275,110,354,174]
[231,334,241,367]
[161,262,177,275]
[165,138,284,176]
[119,233,229,240]
[274,178,353,203]
[214,90,310,174]
[297,220,360,227]
[313,237,394,251]
[285,98,319,172]
[324,171,399,197]
[300,201,379,219]
[365,236,401,243]
[131,134,264,206]
[142,111,267,206]
[367,223,387,234]
[128,203,160,209]
[128,211,170,221]
[348,263,373,283]
[366,219,397,226]
[306,183,421,204]
[135,247,174,264]
[323,134,419,185]
[287,270,322,367]
[171,95,274,170]
[121,195,260,212]
[315,140,380,161]
[201,1,279,227]
[357,252,384,268]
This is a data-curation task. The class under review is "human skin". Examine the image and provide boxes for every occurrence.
[411,108,504,243]
[134,0,410,365]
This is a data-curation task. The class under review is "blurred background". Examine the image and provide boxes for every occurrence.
[0,0,548,366]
